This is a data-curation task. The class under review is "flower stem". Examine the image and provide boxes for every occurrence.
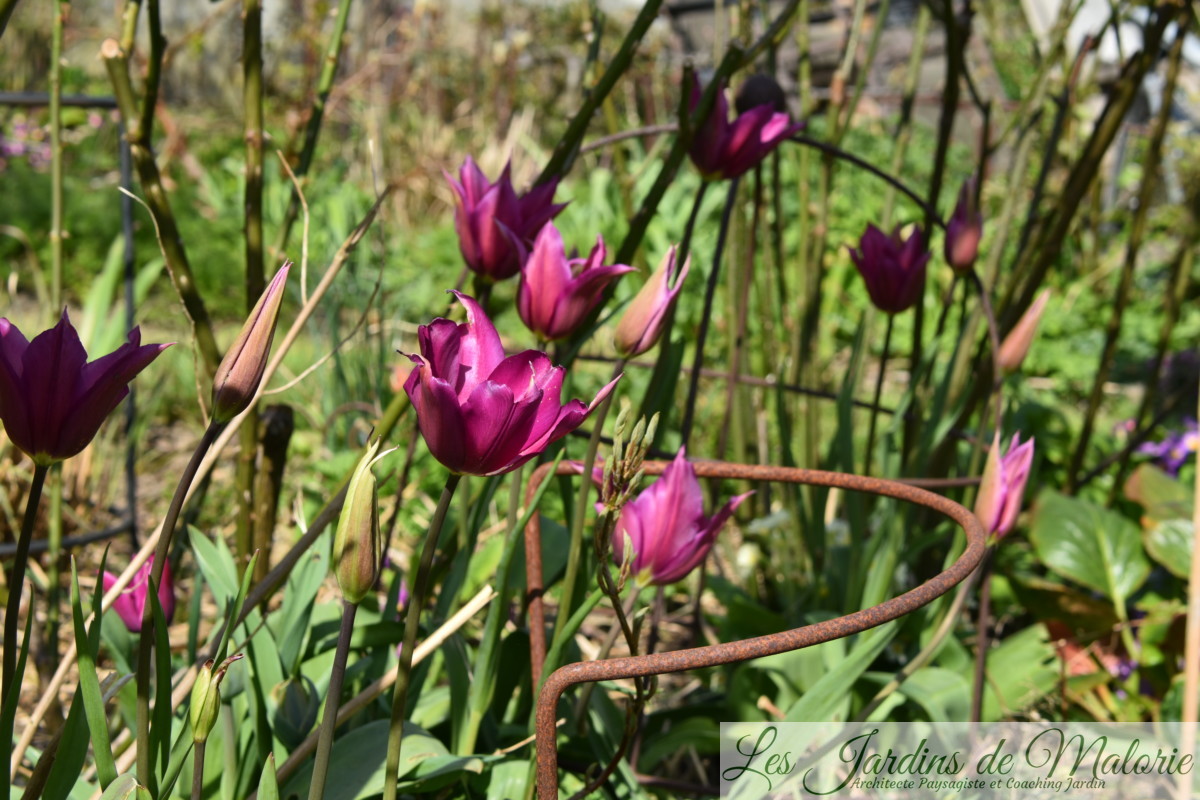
[864,314,894,475]
[554,360,623,661]
[970,547,994,723]
[680,176,740,447]
[136,421,222,785]
[307,599,358,800]
[382,473,461,800]
[190,741,206,800]
[2,463,48,713]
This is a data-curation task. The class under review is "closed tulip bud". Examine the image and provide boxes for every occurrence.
[270,675,320,748]
[614,246,690,358]
[191,654,243,743]
[945,178,983,273]
[334,440,393,604]
[974,432,1035,539]
[996,290,1050,374]
[211,262,290,423]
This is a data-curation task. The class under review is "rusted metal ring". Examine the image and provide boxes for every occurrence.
[524,460,987,800]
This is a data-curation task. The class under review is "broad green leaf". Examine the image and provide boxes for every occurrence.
[1144,519,1194,579]
[188,525,240,603]
[97,774,149,800]
[1029,490,1150,609]
[1124,464,1193,525]
[974,624,1058,720]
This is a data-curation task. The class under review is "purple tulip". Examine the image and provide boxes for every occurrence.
[516,225,634,342]
[613,246,690,358]
[0,310,169,465]
[610,449,752,585]
[446,157,566,282]
[974,433,1035,538]
[687,75,803,181]
[404,291,619,476]
[944,178,983,273]
[849,224,931,314]
[102,557,176,633]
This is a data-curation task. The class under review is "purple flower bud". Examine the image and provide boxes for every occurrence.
[446,157,566,282]
[102,557,176,633]
[974,432,1035,538]
[610,449,752,585]
[849,224,930,314]
[688,75,803,182]
[613,246,690,358]
[404,292,619,476]
[517,225,634,342]
[0,310,170,465]
[211,262,289,423]
[944,178,984,273]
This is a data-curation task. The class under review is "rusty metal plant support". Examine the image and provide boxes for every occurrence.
[524,460,987,800]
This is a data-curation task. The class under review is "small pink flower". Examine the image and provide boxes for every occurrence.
[611,449,751,585]
[613,246,690,358]
[102,557,176,633]
[517,225,634,342]
[446,157,566,282]
[0,310,170,465]
[849,224,930,314]
[404,292,619,476]
[687,75,803,181]
[974,433,1035,538]
[944,178,983,273]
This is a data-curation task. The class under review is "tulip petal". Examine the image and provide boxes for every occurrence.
[450,291,506,386]
[22,310,88,458]
[412,368,468,472]
[0,319,33,456]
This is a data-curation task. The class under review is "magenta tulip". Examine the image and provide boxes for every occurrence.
[446,157,566,282]
[613,245,690,358]
[516,224,634,342]
[404,291,619,476]
[102,557,176,633]
[0,310,169,465]
[610,449,752,586]
[849,224,931,314]
[944,178,983,273]
[688,75,803,181]
[974,433,1035,538]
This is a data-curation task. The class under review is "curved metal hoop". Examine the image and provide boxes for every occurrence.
[523,459,988,800]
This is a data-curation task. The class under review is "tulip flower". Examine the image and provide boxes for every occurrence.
[974,433,1035,538]
[945,178,983,273]
[610,448,752,585]
[614,246,691,358]
[996,289,1050,374]
[102,556,176,633]
[688,74,803,181]
[404,291,619,476]
[446,156,566,282]
[516,224,634,342]
[211,261,290,423]
[0,310,169,466]
[849,224,931,314]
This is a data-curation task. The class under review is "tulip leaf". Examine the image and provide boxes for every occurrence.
[274,533,328,675]
[70,554,118,789]
[1144,519,1194,580]
[188,525,240,606]
[1029,490,1150,610]
[257,754,280,800]
[784,621,898,721]
[972,624,1058,720]
[0,611,33,798]
[148,572,174,785]
[98,774,143,800]
[41,691,90,800]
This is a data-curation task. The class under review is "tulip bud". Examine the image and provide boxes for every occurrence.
[614,246,690,358]
[211,262,290,423]
[974,432,1035,539]
[944,178,983,273]
[334,439,394,604]
[270,675,320,749]
[191,654,243,743]
[996,289,1050,374]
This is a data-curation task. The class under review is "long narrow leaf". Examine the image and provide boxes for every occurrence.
[148,578,173,788]
[1,597,35,798]
[70,555,118,787]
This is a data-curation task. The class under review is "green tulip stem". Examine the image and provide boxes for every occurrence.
[382,472,461,800]
[2,463,48,713]
[864,314,894,475]
[969,546,994,723]
[190,741,206,800]
[307,599,358,800]
[136,420,222,785]
[554,359,623,663]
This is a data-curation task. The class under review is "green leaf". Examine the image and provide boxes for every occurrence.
[257,753,280,800]
[148,572,173,785]
[1123,464,1194,525]
[70,556,118,788]
[189,525,240,604]
[97,774,147,800]
[784,622,899,721]
[1029,490,1150,610]
[1,608,34,798]
[974,624,1058,720]
[41,671,91,800]
[1144,519,1194,579]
